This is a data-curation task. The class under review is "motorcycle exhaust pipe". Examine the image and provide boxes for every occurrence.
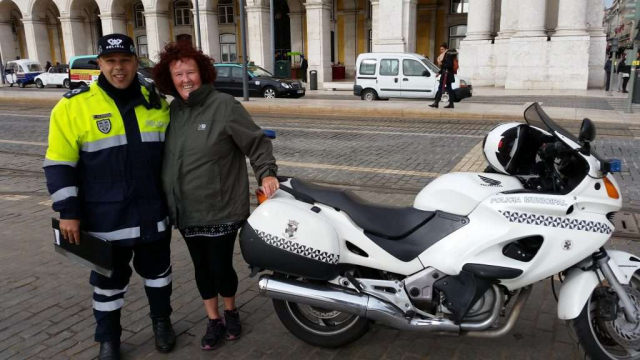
[258,275,460,333]
[461,285,532,338]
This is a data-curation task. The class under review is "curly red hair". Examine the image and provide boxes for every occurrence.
[151,41,217,95]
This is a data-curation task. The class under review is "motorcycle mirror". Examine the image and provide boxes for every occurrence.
[579,118,596,143]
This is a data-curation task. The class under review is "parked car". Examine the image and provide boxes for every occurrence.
[4,59,43,88]
[353,52,472,102]
[69,55,155,90]
[214,63,305,98]
[35,65,70,89]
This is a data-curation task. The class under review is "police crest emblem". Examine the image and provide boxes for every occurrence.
[284,220,299,238]
[97,119,111,134]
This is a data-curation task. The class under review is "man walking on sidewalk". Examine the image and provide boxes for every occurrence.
[43,34,176,360]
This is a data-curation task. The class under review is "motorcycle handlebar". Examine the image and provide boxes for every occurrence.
[539,141,572,159]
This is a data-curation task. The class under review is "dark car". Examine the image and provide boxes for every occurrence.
[214,63,305,98]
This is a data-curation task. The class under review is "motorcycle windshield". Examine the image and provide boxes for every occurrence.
[524,102,606,167]
[523,102,579,144]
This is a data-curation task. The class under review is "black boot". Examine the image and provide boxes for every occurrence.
[444,102,454,109]
[152,317,176,353]
[99,340,121,360]
[429,102,439,108]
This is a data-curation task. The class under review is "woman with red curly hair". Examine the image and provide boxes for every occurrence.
[153,41,279,350]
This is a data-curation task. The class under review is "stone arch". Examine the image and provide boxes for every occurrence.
[0,0,26,62]
[26,0,65,64]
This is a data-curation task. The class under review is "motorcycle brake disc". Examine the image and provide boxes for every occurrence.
[603,285,640,349]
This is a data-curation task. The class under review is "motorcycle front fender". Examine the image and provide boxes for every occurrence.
[558,250,640,320]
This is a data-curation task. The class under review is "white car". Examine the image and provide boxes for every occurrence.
[34,65,70,89]
[353,52,472,102]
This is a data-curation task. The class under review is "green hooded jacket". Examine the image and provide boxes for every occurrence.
[162,84,277,229]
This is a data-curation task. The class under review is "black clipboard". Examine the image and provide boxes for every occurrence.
[52,218,114,277]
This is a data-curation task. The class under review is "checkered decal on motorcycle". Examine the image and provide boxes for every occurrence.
[499,211,613,234]
[255,230,340,264]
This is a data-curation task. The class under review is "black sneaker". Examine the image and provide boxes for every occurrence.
[202,318,225,350]
[224,308,242,340]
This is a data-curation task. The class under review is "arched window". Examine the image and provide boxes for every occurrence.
[174,0,192,26]
[134,3,145,28]
[218,0,234,24]
[448,25,467,51]
[220,33,237,63]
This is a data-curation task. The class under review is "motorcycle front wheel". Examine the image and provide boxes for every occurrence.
[573,273,640,359]
[272,275,370,348]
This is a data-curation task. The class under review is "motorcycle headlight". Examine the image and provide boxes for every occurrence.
[281,82,291,88]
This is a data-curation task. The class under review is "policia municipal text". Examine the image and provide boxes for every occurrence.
[43,34,176,360]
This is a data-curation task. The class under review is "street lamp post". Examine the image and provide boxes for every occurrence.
[239,0,249,101]
[610,37,619,97]
[194,0,202,51]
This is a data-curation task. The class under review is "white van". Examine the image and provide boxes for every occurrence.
[353,53,472,102]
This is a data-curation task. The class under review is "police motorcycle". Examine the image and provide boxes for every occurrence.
[240,102,639,359]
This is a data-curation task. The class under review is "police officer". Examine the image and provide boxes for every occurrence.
[44,34,175,360]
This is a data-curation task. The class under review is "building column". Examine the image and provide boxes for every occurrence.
[48,24,62,64]
[100,12,127,35]
[554,0,588,37]
[375,0,404,51]
[144,10,171,62]
[494,0,515,87]
[370,0,379,52]
[464,0,494,40]
[548,0,590,89]
[429,8,436,60]
[342,9,357,78]
[194,9,220,61]
[0,21,17,63]
[305,0,331,87]
[402,0,417,52]
[514,0,546,38]
[458,0,495,86]
[289,11,304,54]
[505,0,550,89]
[587,0,606,89]
[22,18,52,65]
[60,16,88,59]
[245,4,271,70]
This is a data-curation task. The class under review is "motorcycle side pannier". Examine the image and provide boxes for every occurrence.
[239,200,342,281]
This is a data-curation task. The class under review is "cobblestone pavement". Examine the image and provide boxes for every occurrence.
[2,104,640,359]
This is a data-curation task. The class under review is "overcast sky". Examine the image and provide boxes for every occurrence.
[605,0,613,7]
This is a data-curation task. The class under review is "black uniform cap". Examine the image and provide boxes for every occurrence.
[97,34,137,58]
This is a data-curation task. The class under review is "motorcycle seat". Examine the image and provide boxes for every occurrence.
[290,178,434,239]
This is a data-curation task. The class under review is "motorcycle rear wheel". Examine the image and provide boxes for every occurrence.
[272,275,370,348]
[573,274,640,359]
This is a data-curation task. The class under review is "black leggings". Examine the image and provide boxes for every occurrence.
[182,231,239,300]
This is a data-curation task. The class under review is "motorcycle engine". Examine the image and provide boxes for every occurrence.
[439,287,496,320]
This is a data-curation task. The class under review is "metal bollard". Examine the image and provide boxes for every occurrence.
[310,70,318,91]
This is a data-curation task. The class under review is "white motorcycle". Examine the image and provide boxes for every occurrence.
[240,103,639,359]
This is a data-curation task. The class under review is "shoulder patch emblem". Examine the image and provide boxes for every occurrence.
[96,119,111,134]
[63,86,90,99]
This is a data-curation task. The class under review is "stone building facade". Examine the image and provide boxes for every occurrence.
[0,0,605,89]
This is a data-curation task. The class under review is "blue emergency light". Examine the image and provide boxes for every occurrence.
[263,129,276,139]
[603,159,622,173]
